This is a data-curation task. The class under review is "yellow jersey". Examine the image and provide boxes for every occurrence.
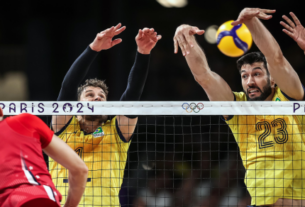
[49,116,130,206]
[225,87,305,205]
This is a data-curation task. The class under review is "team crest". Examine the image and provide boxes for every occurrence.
[93,126,104,138]
[275,97,281,102]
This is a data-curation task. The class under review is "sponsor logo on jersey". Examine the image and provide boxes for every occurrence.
[93,126,104,138]
[275,97,281,102]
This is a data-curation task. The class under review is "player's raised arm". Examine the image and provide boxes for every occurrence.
[43,135,88,207]
[232,8,304,100]
[52,23,126,133]
[174,24,234,101]
[280,12,305,53]
[117,28,161,142]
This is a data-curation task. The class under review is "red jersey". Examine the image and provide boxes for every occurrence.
[0,113,62,205]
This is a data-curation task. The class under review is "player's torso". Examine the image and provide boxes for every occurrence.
[229,88,305,168]
[50,117,129,206]
[236,114,304,161]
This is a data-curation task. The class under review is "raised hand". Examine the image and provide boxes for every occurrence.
[232,8,276,26]
[89,23,126,52]
[136,28,162,54]
[173,24,205,56]
[280,12,305,52]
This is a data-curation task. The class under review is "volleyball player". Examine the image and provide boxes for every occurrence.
[174,8,305,207]
[0,107,88,207]
[49,23,161,206]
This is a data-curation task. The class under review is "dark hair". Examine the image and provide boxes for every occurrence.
[77,78,109,100]
[237,52,269,75]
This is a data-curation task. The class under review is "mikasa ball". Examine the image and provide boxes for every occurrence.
[216,20,252,57]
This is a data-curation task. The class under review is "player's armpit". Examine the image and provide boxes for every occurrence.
[116,115,137,142]
[51,115,73,133]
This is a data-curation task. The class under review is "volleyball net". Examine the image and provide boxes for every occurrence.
[1,101,305,207]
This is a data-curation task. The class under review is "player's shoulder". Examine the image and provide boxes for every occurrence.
[103,117,116,126]
[7,113,41,124]
[233,91,247,101]
[273,87,292,101]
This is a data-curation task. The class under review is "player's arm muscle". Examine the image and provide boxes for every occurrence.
[245,16,303,100]
[185,39,234,101]
[116,115,137,142]
[43,135,88,207]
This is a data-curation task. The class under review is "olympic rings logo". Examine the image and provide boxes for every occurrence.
[182,103,204,113]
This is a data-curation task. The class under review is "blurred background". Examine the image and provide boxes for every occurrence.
[1,0,304,102]
[0,0,304,206]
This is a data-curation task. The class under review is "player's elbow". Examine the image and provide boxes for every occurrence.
[194,72,213,89]
[267,50,285,65]
[70,163,88,177]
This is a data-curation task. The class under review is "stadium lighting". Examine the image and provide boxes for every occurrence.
[204,25,218,44]
[156,0,188,8]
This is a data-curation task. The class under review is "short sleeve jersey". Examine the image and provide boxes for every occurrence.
[0,113,61,204]
[225,87,305,205]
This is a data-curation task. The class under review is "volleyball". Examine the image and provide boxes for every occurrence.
[216,20,252,57]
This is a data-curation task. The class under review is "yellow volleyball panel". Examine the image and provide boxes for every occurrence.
[236,23,253,50]
[217,36,245,57]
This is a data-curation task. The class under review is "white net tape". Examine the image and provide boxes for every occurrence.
[0,101,304,115]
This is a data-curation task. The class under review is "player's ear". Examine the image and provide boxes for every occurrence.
[270,77,276,88]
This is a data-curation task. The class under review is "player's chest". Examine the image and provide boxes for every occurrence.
[238,115,300,149]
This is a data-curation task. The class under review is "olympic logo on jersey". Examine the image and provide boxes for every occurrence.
[182,103,204,113]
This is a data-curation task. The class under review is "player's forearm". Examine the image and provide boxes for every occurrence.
[57,46,99,101]
[65,170,88,207]
[120,52,150,119]
[185,40,212,83]
[245,17,283,60]
[120,52,150,101]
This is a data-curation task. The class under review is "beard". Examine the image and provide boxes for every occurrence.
[82,115,108,124]
[245,79,272,101]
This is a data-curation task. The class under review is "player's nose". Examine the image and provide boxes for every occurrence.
[247,75,255,86]
[94,96,102,101]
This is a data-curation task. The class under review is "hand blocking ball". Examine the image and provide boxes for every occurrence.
[216,20,252,57]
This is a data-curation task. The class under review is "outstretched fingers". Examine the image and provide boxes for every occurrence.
[282,29,295,40]
[111,38,122,47]
[258,13,273,20]
[114,26,126,35]
[280,21,294,33]
[257,9,275,20]
[135,29,143,40]
[231,20,242,26]
[174,38,179,54]
[260,9,276,14]
[177,35,188,56]
[282,15,296,28]
[290,12,301,26]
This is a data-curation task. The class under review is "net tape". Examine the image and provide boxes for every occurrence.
[0,101,304,115]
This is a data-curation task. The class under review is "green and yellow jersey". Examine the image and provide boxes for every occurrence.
[49,116,130,206]
[225,87,305,205]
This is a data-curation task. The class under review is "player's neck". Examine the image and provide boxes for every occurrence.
[79,119,102,134]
